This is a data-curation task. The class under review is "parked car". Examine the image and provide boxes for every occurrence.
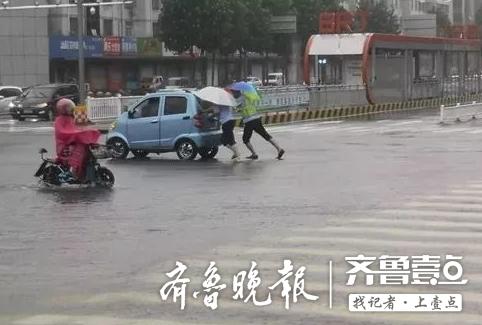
[141,75,165,93]
[246,76,262,87]
[9,84,79,121]
[107,90,221,160]
[0,86,22,115]
[267,72,285,86]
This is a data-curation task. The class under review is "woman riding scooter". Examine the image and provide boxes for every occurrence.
[54,99,100,182]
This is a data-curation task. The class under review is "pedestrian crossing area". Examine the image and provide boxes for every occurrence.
[9,181,482,324]
[265,118,482,137]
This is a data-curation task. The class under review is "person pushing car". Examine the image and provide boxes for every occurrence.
[229,83,285,160]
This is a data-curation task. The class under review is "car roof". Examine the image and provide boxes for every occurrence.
[0,86,22,90]
[154,89,192,95]
[31,83,78,88]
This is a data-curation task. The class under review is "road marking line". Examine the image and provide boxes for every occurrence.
[406,201,482,211]
[352,218,482,230]
[432,128,472,134]
[282,235,482,251]
[385,120,424,126]
[451,189,482,195]
[293,225,482,239]
[329,260,333,310]
[423,195,482,203]
[378,208,482,219]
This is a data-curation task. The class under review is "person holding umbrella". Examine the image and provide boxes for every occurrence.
[193,87,240,160]
[229,82,285,160]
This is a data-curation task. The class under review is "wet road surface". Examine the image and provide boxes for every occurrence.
[1,113,482,324]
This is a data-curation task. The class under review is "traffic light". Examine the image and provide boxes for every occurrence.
[86,3,100,36]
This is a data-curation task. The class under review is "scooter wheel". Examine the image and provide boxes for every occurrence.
[97,167,115,188]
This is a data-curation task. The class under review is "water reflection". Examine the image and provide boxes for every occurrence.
[37,186,114,205]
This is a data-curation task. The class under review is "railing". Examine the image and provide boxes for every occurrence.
[308,84,366,109]
[86,87,311,122]
[86,97,122,121]
[440,101,482,123]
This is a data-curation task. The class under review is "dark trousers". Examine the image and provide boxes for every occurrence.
[221,120,236,146]
[242,118,272,144]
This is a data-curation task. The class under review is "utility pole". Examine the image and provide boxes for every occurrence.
[77,0,86,104]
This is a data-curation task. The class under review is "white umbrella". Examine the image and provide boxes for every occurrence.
[192,86,237,107]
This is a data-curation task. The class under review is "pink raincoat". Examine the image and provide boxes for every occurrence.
[54,100,100,178]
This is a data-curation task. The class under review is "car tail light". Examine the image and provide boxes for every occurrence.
[193,113,204,129]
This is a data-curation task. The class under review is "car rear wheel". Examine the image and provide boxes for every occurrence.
[199,146,219,160]
[107,138,129,160]
[176,139,198,160]
[13,115,25,121]
[132,150,149,159]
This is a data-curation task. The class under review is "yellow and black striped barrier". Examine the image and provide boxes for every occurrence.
[233,93,482,127]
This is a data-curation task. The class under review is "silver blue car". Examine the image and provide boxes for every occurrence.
[106,90,221,160]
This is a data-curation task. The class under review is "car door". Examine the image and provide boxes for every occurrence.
[159,95,192,149]
[126,96,161,149]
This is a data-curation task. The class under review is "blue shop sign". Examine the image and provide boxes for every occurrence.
[50,36,103,59]
[122,37,138,56]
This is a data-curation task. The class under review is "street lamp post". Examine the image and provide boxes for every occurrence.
[77,0,86,104]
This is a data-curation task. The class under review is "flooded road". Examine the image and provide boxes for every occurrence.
[2,114,482,324]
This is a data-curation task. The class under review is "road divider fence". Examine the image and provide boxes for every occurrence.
[82,91,482,131]
[440,101,482,123]
[84,87,310,123]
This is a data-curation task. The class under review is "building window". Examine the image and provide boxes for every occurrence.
[104,19,113,36]
[153,21,160,37]
[152,0,160,11]
[125,20,133,37]
[70,17,78,36]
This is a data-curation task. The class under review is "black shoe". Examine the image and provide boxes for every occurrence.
[277,149,285,160]
[246,154,259,160]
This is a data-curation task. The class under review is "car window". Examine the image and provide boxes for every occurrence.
[68,86,78,94]
[0,88,21,98]
[164,96,187,115]
[57,87,70,97]
[132,97,160,118]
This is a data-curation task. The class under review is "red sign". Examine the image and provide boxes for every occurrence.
[319,12,336,34]
[319,11,368,34]
[104,36,121,56]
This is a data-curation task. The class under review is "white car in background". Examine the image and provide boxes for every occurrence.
[0,86,23,115]
[267,73,285,86]
[246,76,262,87]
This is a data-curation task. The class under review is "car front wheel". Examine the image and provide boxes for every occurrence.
[176,139,198,160]
[107,138,129,159]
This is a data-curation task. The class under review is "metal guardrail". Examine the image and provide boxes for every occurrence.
[86,97,122,121]
[87,87,310,122]
[307,84,366,109]
[440,101,482,123]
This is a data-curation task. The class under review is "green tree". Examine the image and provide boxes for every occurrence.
[357,0,399,34]
[160,0,201,53]
[291,0,342,43]
[475,7,482,37]
[262,0,293,15]
[433,8,452,37]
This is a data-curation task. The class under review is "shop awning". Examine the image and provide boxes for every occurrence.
[307,33,371,56]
